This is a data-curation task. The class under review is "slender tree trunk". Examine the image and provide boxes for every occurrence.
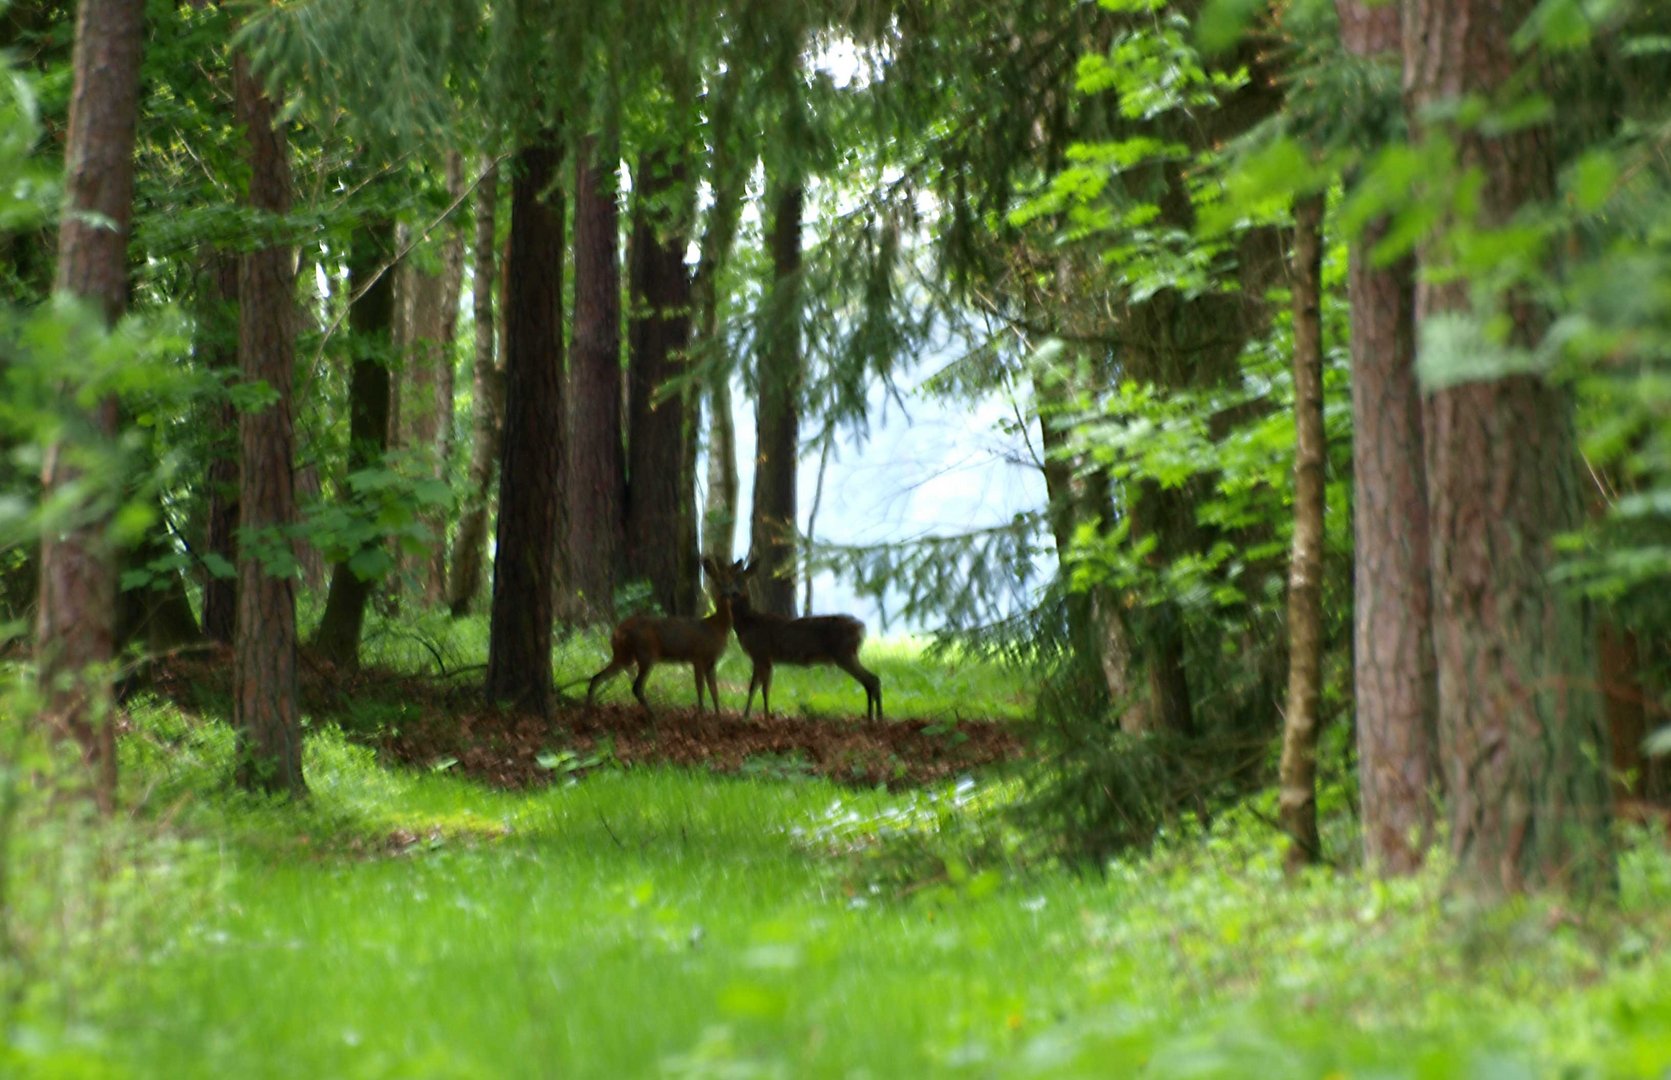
[565,131,626,625]
[231,45,305,797]
[750,178,804,618]
[312,215,396,667]
[624,150,695,616]
[449,159,501,616]
[34,0,145,812]
[201,251,241,644]
[1405,0,1612,895]
[704,379,738,564]
[693,60,747,568]
[1337,0,1439,880]
[398,160,468,606]
[429,151,467,605]
[1279,193,1327,871]
[486,131,564,712]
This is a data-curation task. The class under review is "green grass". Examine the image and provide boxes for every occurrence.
[8,675,1671,1078]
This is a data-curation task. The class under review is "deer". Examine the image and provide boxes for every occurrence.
[585,557,733,716]
[716,558,883,721]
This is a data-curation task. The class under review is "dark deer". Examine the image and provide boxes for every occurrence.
[585,558,733,715]
[718,558,883,721]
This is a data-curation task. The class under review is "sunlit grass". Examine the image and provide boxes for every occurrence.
[11,671,1671,1078]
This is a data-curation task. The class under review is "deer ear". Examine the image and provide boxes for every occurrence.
[701,556,715,577]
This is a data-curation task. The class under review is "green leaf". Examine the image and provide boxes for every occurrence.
[1195,0,1263,54]
[1566,150,1617,213]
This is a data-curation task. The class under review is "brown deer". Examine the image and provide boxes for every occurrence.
[585,558,733,715]
[718,558,883,721]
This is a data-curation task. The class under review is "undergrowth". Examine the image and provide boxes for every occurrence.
[4,677,1671,1077]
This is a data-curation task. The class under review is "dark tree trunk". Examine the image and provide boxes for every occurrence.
[312,215,396,667]
[624,150,696,616]
[34,0,145,812]
[1405,0,1612,895]
[201,251,241,644]
[750,178,804,618]
[231,46,305,797]
[449,159,501,617]
[1278,193,1327,871]
[486,132,565,712]
[565,132,626,625]
[1337,0,1438,881]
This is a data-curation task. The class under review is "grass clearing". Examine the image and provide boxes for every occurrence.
[6,649,1671,1078]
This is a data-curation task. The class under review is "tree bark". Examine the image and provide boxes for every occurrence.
[693,57,747,567]
[399,156,468,606]
[201,250,241,644]
[1279,193,1327,871]
[750,178,804,618]
[312,214,396,667]
[429,151,467,604]
[1338,0,1438,881]
[34,0,146,812]
[449,158,501,617]
[485,131,565,712]
[565,131,626,625]
[1405,0,1612,895]
[231,44,305,797]
[624,149,696,616]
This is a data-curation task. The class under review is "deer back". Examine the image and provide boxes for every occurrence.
[734,606,865,664]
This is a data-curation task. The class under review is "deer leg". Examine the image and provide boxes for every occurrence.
[586,659,628,708]
[632,660,655,715]
[837,656,883,721]
[744,663,761,718]
[705,666,721,714]
[758,661,774,719]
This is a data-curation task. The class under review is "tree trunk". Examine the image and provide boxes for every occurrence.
[312,215,396,667]
[565,131,626,625]
[1337,0,1439,880]
[399,157,468,607]
[624,150,696,616]
[201,250,241,644]
[750,178,804,618]
[485,132,564,712]
[34,0,145,812]
[231,45,305,797]
[429,151,467,604]
[1278,193,1327,871]
[1405,0,1612,895]
[693,57,747,568]
[449,158,501,617]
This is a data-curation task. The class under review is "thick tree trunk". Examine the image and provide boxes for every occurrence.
[750,179,804,618]
[449,159,501,617]
[312,215,396,667]
[231,46,305,797]
[565,132,626,625]
[624,150,696,616]
[34,0,145,811]
[1278,194,1327,871]
[1405,0,1612,895]
[201,251,241,644]
[485,132,564,712]
[1337,0,1438,880]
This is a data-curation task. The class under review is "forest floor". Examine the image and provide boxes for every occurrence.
[141,647,1029,790]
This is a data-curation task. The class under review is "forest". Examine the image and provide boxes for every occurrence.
[5,0,1671,1074]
